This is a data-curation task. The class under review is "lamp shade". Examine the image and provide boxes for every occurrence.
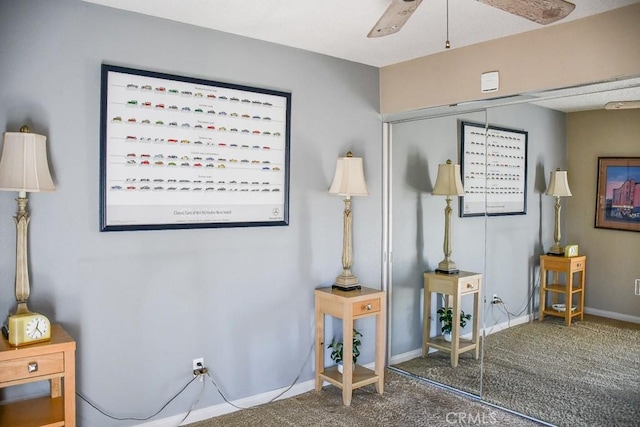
[0,130,55,192]
[329,153,369,197]
[545,169,572,197]
[432,160,464,196]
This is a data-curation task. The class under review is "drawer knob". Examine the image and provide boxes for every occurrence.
[466,283,474,289]
[577,263,582,268]
[28,362,38,373]
[365,304,372,311]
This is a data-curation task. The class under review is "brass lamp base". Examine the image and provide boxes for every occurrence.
[332,283,362,291]
[435,259,459,275]
[546,246,565,256]
[332,271,361,291]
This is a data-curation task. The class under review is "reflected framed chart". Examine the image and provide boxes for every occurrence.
[459,121,528,217]
[100,64,291,231]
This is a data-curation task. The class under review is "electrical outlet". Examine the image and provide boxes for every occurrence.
[492,294,501,304]
[635,279,640,296]
[192,357,204,372]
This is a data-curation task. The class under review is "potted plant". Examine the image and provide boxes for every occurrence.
[437,307,472,342]
[328,329,362,374]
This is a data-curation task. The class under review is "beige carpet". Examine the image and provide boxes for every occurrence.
[395,315,640,427]
[185,369,542,426]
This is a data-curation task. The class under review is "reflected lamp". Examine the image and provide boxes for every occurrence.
[545,168,572,256]
[432,160,465,274]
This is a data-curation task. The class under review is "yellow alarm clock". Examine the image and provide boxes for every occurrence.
[7,311,51,346]
[564,244,579,257]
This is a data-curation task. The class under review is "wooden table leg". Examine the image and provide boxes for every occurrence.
[50,377,62,398]
[565,268,573,326]
[473,286,480,360]
[314,300,324,391]
[422,287,431,357]
[64,348,76,427]
[579,270,585,321]
[451,292,461,368]
[342,315,353,406]
[539,263,546,321]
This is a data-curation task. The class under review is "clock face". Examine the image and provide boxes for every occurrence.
[25,316,49,339]
[565,245,578,257]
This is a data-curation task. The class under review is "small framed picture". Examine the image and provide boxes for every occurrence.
[595,157,640,232]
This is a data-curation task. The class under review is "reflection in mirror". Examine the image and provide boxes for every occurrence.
[479,81,640,426]
[388,109,487,396]
[384,77,640,427]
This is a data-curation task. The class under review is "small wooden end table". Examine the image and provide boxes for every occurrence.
[423,271,482,367]
[0,324,76,426]
[539,255,586,326]
[314,286,386,406]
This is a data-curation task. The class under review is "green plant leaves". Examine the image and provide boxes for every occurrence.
[328,328,362,364]
[437,307,472,334]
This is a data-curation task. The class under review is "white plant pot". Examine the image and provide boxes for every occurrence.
[338,362,356,373]
[443,331,452,342]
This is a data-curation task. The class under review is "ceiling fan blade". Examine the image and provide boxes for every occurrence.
[480,0,575,25]
[367,0,424,38]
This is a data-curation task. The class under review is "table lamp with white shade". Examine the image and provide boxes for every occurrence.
[329,151,369,291]
[0,125,56,346]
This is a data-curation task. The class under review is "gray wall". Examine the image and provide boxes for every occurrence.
[566,109,640,317]
[390,103,567,357]
[0,1,381,425]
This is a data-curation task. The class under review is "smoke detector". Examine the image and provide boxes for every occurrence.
[604,100,640,110]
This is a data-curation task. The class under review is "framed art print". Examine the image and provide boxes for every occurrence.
[459,121,528,217]
[595,157,640,232]
[100,64,291,231]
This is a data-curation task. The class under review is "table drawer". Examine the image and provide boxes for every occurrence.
[543,255,585,272]
[570,258,585,271]
[353,298,380,315]
[459,278,480,294]
[0,352,64,383]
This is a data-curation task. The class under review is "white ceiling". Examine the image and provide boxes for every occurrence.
[82,0,639,67]
[82,0,640,111]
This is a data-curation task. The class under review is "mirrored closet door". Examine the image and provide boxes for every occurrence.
[384,77,640,427]
[386,109,488,397]
[479,82,640,426]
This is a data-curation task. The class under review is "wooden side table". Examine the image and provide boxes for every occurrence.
[0,324,76,426]
[539,255,586,326]
[314,286,386,406]
[422,271,482,368]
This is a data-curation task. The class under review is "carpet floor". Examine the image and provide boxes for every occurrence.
[394,315,640,427]
[185,369,542,426]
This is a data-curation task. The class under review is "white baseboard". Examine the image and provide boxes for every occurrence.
[134,378,315,427]
[390,309,638,370]
[136,362,376,427]
[389,348,423,365]
[482,313,534,336]
[140,307,638,426]
[389,313,533,366]
[584,306,640,324]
